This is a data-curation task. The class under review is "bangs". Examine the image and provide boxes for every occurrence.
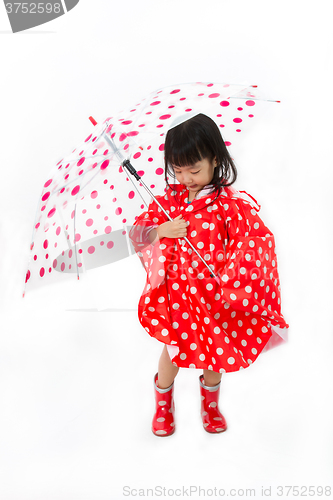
[165,123,212,175]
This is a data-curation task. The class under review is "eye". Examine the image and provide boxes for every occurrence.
[175,170,200,174]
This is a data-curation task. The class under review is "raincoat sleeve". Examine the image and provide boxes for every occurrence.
[217,197,288,330]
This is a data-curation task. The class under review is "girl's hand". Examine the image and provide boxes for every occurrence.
[158,214,188,239]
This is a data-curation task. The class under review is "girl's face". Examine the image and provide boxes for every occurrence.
[172,157,217,194]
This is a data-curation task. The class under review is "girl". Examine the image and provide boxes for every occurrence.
[129,114,288,437]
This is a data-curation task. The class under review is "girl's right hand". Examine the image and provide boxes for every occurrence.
[158,214,188,239]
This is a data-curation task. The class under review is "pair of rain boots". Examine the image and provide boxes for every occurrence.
[152,372,227,436]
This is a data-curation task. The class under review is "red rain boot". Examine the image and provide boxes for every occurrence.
[199,374,227,433]
[152,373,175,437]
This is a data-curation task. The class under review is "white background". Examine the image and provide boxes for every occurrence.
[0,1,332,499]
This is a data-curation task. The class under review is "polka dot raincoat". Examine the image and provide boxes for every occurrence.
[129,183,288,373]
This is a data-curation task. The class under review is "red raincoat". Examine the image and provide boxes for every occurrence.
[129,183,288,373]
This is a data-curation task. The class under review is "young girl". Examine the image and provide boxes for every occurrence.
[129,114,289,436]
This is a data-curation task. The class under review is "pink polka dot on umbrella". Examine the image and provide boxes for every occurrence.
[42,192,50,201]
[101,160,109,170]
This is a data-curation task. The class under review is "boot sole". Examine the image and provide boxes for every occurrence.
[152,428,176,437]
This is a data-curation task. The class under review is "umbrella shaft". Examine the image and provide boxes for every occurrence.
[122,160,219,282]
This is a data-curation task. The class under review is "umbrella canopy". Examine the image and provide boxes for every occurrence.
[24,82,278,296]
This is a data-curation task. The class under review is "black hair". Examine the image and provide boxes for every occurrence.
[164,113,237,198]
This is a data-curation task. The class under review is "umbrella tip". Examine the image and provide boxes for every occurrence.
[22,292,25,298]
[276,100,281,103]
[77,275,80,280]
[251,85,258,88]
[89,116,97,126]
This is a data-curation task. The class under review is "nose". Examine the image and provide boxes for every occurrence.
[179,173,193,185]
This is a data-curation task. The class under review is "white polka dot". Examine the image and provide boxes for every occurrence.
[214,327,221,334]
[216,348,223,355]
[234,281,240,288]
[191,323,197,330]
[262,326,268,333]
[180,353,187,360]
[145,297,150,304]
[190,343,197,350]
[240,267,246,274]
[206,283,213,291]
[158,256,166,263]
[231,331,237,338]
[190,287,197,294]
[222,322,228,329]
[151,319,159,325]
[158,296,165,303]
[238,320,243,327]
[230,293,237,300]
[245,286,252,293]
[199,354,205,361]
[197,242,204,249]
[172,322,179,329]
[161,329,169,336]
[182,312,189,319]
[191,231,197,237]
[254,222,259,229]
[243,299,249,306]
[158,269,165,276]
[204,317,210,324]
[224,336,230,344]
[249,240,255,248]
[251,318,257,325]
[257,337,262,344]
[227,357,235,365]
[247,328,253,335]
[253,305,259,312]
[181,332,188,339]
[251,273,258,279]
[241,340,247,346]
[251,348,257,355]
[245,254,251,261]
[172,303,180,310]
[222,274,229,282]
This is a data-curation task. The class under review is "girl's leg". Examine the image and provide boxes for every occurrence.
[157,345,179,389]
[203,369,222,387]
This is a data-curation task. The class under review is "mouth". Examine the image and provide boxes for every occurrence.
[187,184,197,189]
